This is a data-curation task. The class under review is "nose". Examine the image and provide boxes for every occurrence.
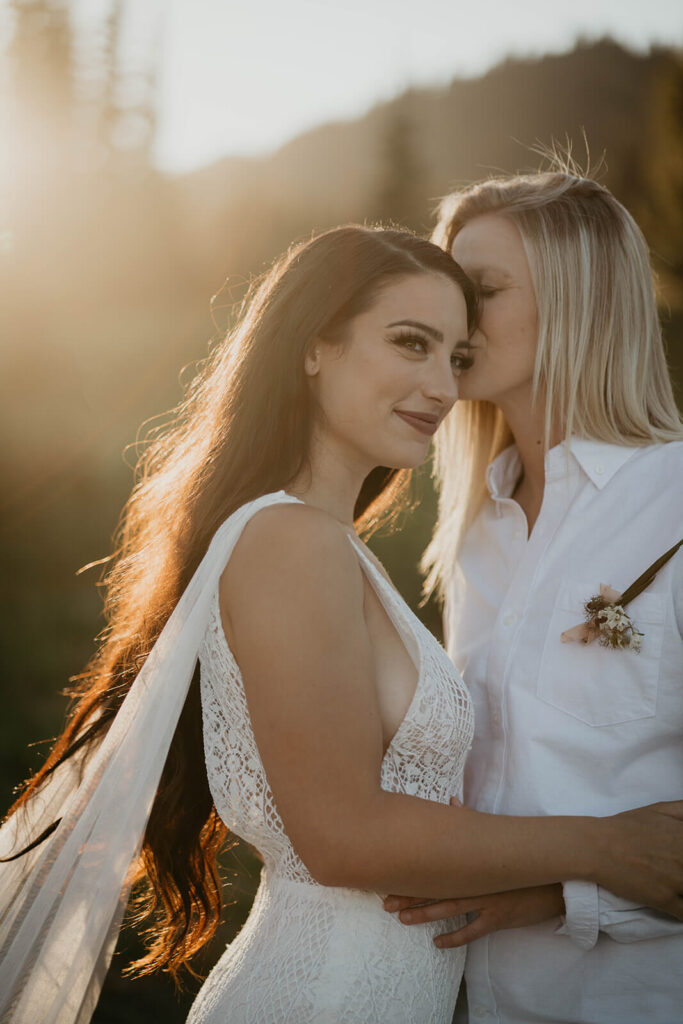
[421,357,459,410]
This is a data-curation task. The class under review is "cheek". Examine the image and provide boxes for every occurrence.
[484,300,537,365]
[460,305,537,398]
[348,348,413,406]
[317,353,393,428]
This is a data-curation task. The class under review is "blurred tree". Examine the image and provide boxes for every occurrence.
[4,0,75,246]
[624,49,683,399]
[99,0,160,173]
[374,100,428,231]
[7,0,74,149]
[637,51,683,302]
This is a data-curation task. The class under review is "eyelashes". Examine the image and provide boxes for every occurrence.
[452,353,475,371]
[390,330,429,354]
[389,331,474,372]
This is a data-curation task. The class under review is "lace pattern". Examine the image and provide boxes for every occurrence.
[191,499,474,1022]
[200,588,319,885]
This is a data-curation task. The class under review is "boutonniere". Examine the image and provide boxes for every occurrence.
[561,539,682,652]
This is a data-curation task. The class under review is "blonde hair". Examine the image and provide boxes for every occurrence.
[423,171,683,598]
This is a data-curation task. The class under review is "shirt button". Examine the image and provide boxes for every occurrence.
[513,528,523,540]
[492,709,501,725]
[595,464,605,475]
[502,610,517,626]
[473,1008,488,1019]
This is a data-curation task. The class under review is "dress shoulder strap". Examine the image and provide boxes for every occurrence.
[344,532,422,671]
[0,490,301,1024]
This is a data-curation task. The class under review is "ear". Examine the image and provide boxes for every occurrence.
[304,344,322,377]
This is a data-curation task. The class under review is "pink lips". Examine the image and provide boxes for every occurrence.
[394,410,440,437]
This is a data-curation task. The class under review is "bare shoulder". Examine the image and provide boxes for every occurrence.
[220,501,364,619]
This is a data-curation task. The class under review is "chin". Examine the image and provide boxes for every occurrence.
[456,369,499,402]
[457,384,496,402]
[381,446,431,471]
[362,431,432,472]
[455,377,483,401]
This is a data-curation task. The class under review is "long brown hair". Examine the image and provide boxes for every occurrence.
[6,225,475,981]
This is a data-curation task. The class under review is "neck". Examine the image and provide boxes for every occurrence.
[287,432,371,527]
[498,393,563,528]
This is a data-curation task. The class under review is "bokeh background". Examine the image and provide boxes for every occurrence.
[1,1,682,1018]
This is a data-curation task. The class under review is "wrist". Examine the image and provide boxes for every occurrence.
[574,816,606,884]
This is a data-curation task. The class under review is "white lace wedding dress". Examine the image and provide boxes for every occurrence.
[187,495,474,1023]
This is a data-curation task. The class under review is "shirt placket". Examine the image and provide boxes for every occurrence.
[467,465,580,1024]
[490,468,578,812]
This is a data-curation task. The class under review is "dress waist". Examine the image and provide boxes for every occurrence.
[263,866,385,906]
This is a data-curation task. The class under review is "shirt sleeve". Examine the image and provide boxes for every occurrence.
[557,880,683,949]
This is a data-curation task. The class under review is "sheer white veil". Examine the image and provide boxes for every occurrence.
[0,491,299,1024]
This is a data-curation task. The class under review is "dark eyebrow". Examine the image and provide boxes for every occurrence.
[387,319,443,341]
[387,319,472,349]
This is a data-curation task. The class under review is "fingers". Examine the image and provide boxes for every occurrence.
[434,916,489,949]
[383,895,438,913]
[383,895,474,921]
[399,899,472,924]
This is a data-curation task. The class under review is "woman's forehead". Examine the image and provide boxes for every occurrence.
[452,215,525,275]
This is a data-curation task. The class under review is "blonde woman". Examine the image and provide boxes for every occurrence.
[386,174,683,1023]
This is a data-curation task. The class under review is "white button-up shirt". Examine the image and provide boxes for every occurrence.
[446,438,683,1024]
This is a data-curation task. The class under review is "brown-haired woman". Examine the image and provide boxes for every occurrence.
[2,225,683,1024]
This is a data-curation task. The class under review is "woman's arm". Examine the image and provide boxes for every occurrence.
[384,882,683,948]
[384,885,565,948]
[221,505,683,916]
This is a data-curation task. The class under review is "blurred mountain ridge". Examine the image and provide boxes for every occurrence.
[172,38,683,297]
[2,35,680,487]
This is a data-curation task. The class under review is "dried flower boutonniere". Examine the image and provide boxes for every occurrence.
[561,539,682,652]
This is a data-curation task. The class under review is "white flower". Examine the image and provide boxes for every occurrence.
[580,592,644,654]
[601,605,629,629]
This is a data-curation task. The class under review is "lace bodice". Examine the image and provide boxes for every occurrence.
[190,494,475,1023]
[199,499,474,884]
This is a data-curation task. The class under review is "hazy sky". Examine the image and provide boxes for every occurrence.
[14,0,682,174]
[154,0,682,173]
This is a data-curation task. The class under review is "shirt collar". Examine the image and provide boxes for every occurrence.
[486,444,523,501]
[485,437,641,504]
[561,437,641,489]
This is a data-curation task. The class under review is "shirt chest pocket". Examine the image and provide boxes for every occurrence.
[537,582,666,727]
